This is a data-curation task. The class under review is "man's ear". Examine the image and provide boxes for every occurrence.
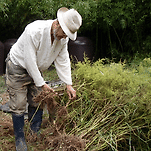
[56,20,59,25]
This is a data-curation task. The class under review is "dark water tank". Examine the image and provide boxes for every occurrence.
[3,39,17,73]
[0,41,4,75]
[68,37,94,62]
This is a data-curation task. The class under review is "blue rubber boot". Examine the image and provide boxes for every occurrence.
[12,113,27,151]
[28,106,43,133]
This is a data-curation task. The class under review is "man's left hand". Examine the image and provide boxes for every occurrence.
[66,85,76,100]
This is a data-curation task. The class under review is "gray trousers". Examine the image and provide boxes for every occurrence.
[5,56,42,115]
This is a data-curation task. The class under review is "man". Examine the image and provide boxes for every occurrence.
[5,7,82,151]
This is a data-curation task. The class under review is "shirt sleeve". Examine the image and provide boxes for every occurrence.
[54,41,72,85]
[23,29,45,87]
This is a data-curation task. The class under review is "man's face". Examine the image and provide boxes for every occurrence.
[53,26,67,41]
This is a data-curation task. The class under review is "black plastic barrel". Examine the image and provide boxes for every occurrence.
[68,37,94,62]
[0,41,4,75]
[3,39,17,73]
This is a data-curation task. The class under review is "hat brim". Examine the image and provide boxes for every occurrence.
[57,7,77,41]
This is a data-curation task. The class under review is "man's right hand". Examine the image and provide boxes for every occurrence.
[42,83,54,92]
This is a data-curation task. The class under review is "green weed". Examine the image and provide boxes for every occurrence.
[65,57,151,150]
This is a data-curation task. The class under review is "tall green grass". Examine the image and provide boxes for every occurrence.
[65,58,151,150]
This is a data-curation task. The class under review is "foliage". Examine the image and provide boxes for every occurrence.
[0,0,56,40]
[0,0,9,14]
[1,0,151,60]
[64,57,151,150]
[71,0,151,60]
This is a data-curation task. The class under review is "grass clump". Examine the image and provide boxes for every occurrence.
[67,58,151,151]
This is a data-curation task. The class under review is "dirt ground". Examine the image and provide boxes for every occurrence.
[0,92,86,151]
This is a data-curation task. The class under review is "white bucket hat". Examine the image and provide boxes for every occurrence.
[57,7,82,41]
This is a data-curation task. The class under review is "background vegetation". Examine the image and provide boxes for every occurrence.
[70,58,151,150]
[1,0,151,60]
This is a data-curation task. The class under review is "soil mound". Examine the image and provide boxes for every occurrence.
[32,89,86,150]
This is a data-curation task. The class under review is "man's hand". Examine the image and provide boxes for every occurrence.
[42,83,54,92]
[66,85,76,100]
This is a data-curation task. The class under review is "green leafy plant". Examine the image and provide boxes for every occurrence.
[65,57,151,150]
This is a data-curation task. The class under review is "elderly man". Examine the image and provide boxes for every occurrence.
[5,7,82,151]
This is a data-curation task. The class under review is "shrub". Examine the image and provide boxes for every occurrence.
[67,57,151,150]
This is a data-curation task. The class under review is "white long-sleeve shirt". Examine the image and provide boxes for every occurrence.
[10,20,72,87]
